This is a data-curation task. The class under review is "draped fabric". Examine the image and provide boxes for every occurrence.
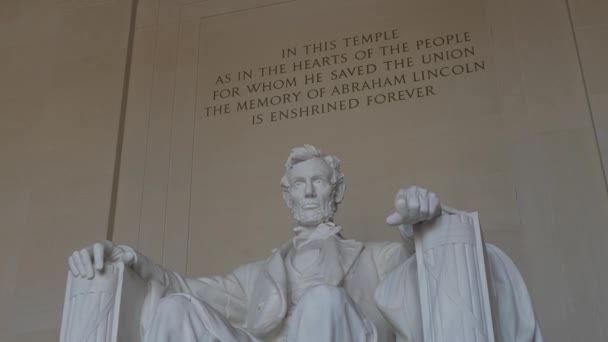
[143,293,261,342]
[136,222,399,342]
[374,214,543,342]
[144,286,377,342]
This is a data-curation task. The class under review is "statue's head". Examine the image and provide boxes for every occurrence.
[281,145,345,228]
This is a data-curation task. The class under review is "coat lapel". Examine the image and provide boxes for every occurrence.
[322,236,364,286]
[246,234,364,337]
[246,241,290,337]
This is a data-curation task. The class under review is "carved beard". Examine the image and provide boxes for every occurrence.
[292,198,335,227]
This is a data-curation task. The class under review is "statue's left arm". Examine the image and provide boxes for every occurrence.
[385,186,441,233]
[367,186,439,279]
[374,186,543,342]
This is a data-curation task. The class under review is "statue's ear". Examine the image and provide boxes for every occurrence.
[334,180,346,204]
[282,187,293,209]
[280,175,293,209]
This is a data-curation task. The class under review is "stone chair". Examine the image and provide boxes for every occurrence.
[60,211,537,342]
[60,262,147,342]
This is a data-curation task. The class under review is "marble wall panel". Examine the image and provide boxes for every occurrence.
[112,3,608,342]
[569,1,608,184]
[113,0,608,340]
[0,0,134,341]
[486,0,608,339]
[2,0,604,340]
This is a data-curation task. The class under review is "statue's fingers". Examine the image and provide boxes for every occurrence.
[100,240,114,254]
[80,249,94,279]
[395,197,409,216]
[68,255,78,277]
[416,186,428,197]
[418,193,429,221]
[386,212,404,226]
[441,204,462,215]
[72,251,86,278]
[93,243,104,271]
[406,192,420,216]
[120,250,135,265]
[429,193,441,217]
[396,188,408,201]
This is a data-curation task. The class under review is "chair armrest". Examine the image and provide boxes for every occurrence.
[414,212,496,342]
[60,262,147,342]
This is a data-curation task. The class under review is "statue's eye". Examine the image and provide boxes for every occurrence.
[314,179,324,184]
[294,181,304,187]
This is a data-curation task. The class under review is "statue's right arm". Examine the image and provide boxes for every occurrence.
[122,244,261,304]
[68,240,261,320]
[126,242,262,323]
[67,240,243,291]
[68,240,179,288]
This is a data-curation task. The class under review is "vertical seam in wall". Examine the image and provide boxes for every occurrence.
[185,18,203,275]
[107,0,140,241]
[564,0,608,191]
[161,10,183,267]
[485,0,527,230]
[135,0,163,250]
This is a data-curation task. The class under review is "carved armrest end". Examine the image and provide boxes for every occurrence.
[60,262,147,342]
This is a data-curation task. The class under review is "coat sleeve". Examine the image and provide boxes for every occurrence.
[486,244,543,342]
[373,220,543,342]
[367,238,414,281]
[124,246,263,327]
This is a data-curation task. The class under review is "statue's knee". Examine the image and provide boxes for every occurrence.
[300,285,347,308]
[155,294,196,324]
[150,294,215,339]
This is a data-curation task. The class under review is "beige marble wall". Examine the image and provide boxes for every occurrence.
[0,1,134,341]
[487,0,608,339]
[112,1,608,341]
[1,0,607,341]
[569,0,608,184]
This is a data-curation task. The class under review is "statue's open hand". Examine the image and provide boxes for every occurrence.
[386,186,441,226]
[68,240,135,279]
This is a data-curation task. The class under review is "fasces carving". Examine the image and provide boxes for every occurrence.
[62,145,542,342]
[60,262,146,342]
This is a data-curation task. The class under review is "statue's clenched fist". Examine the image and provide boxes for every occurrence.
[68,240,135,279]
[386,186,441,227]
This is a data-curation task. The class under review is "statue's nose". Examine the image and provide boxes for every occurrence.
[305,180,315,197]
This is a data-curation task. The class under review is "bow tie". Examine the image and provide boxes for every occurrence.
[292,222,342,250]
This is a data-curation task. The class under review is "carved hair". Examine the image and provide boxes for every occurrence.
[280,144,344,191]
[280,145,345,218]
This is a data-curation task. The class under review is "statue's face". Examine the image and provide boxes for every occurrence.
[286,157,335,228]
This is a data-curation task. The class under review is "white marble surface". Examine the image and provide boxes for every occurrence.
[64,145,541,341]
[3,0,607,341]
